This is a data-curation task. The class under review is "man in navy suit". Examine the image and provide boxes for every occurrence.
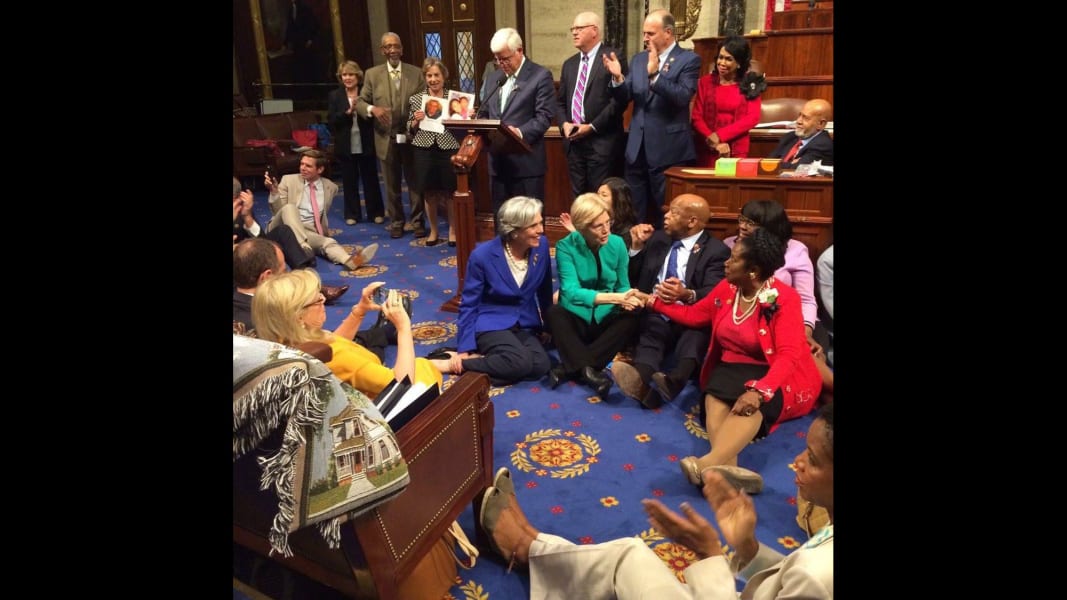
[769,98,834,168]
[613,194,729,408]
[603,9,700,228]
[477,28,556,212]
[557,12,627,198]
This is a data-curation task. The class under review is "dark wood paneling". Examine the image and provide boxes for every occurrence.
[234,0,259,106]
[339,0,374,74]
[693,29,832,102]
[772,8,834,30]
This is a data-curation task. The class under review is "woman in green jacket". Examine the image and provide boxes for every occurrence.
[545,193,641,398]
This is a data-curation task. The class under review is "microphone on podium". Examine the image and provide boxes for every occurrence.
[476,76,507,118]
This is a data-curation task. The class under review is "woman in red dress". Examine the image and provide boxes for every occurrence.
[642,227,821,494]
[691,36,763,166]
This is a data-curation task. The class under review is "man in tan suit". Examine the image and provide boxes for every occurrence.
[356,32,426,239]
[265,150,378,270]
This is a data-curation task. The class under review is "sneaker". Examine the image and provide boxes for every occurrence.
[344,243,379,270]
[373,216,385,224]
[345,218,358,226]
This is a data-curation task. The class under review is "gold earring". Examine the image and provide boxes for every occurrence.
[750,273,756,279]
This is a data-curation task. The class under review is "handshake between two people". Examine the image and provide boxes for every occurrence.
[618,277,690,311]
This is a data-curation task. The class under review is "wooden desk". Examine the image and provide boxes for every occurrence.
[234,372,495,599]
[664,167,833,263]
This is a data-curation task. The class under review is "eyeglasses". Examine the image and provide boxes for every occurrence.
[494,52,516,65]
[569,25,595,34]
[737,215,759,227]
[589,219,614,232]
[303,293,326,309]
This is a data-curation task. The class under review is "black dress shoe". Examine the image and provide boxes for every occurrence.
[321,284,350,304]
[546,365,568,390]
[581,366,612,399]
[448,240,457,247]
[650,372,683,404]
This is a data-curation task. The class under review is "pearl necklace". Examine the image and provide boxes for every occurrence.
[732,281,768,325]
[504,242,528,272]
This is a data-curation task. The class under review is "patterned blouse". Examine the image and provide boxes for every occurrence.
[407,91,461,150]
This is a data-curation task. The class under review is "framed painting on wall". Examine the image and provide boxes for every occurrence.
[249,0,344,104]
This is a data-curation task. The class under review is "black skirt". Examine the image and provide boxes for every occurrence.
[411,145,457,194]
[704,361,784,440]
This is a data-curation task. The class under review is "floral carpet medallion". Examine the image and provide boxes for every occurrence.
[510,428,601,479]
[339,262,389,279]
[412,321,458,345]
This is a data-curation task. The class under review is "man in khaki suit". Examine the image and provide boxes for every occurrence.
[265,150,378,270]
[356,32,426,239]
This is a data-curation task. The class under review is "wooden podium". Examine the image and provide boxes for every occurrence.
[439,119,532,312]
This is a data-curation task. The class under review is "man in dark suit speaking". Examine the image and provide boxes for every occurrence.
[477,27,556,212]
[603,9,700,228]
[614,194,729,408]
[557,11,626,199]
[769,98,833,168]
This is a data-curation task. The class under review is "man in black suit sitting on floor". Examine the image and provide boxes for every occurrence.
[768,98,833,169]
[613,194,730,408]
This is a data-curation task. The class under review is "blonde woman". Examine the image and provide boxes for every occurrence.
[545,193,641,398]
[327,59,385,224]
[252,269,442,397]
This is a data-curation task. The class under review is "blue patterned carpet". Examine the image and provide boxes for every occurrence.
[236,184,817,599]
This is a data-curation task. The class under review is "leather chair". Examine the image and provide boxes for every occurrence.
[759,97,807,125]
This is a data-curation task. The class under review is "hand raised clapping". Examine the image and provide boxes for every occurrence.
[602,52,624,83]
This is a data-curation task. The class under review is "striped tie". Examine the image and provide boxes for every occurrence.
[572,54,589,124]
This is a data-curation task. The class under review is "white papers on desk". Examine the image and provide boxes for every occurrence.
[755,120,794,128]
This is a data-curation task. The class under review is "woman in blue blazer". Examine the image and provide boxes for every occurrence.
[430,196,554,385]
[546,193,640,398]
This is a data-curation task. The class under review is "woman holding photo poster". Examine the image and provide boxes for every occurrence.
[407,57,461,246]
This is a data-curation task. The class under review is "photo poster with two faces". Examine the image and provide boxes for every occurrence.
[446,90,475,120]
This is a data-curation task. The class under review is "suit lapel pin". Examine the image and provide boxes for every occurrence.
[692,244,701,255]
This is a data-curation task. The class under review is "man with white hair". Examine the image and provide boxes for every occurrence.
[558,12,627,198]
[476,27,556,211]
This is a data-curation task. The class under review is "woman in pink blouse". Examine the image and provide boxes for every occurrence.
[691,36,762,166]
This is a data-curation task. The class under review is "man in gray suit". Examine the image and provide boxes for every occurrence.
[356,33,426,239]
